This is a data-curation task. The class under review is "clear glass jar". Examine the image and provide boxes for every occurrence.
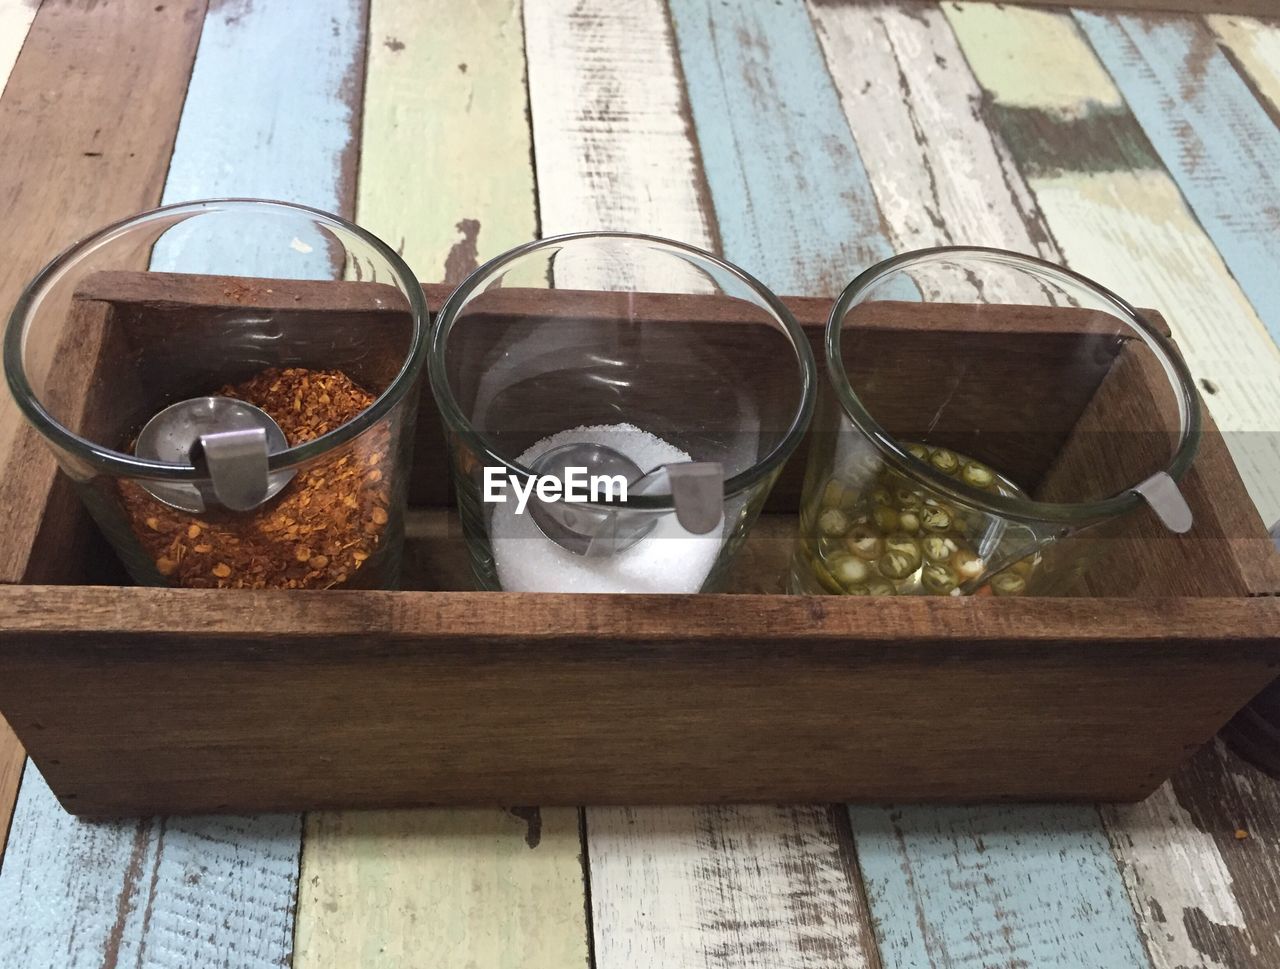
[430,232,816,593]
[790,247,1201,597]
[5,199,429,590]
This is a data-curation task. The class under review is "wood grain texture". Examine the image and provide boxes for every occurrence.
[527,3,878,964]
[1074,11,1280,347]
[2,586,1277,813]
[0,715,21,855]
[0,0,204,883]
[945,4,1280,966]
[588,806,876,968]
[1208,15,1280,125]
[294,4,590,967]
[0,1,367,966]
[851,803,1151,968]
[808,0,1058,259]
[0,0,206,584]
[357,0,536,285]
[296,809,589,969]
[669,0,892,296]
[0,0,37,96]
[0,765,300,969]
[525,0,713,245]
[1103,738,1280,969]
[771,4,1154,965]
[946,1,1280,531]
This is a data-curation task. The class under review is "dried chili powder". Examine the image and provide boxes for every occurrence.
[119,367,391,589]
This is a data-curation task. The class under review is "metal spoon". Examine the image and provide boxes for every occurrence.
[527,441,724,556]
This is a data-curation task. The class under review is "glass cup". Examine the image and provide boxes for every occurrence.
[430,232,816,593]
[5,199,429,590]
[789,247,1201,597]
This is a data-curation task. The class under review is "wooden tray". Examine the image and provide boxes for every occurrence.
[0,272,1276,817]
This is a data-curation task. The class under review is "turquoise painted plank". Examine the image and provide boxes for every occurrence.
[667,0,891,296]
[0,1,367,966]
[1075,11,1280,347]
[669,2,1149,965]
[851,804,1150,967]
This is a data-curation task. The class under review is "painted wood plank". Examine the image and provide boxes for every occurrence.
[803,4,1149,965]
[527,2,877,966]
[296,809,588,969]
[0,0,205,869]
[1074,10,1280,348]
[807,0,1058,259]
[1105,738,1280,969]
[945,5,1280,965]
[1207,15,1280,126]
[588,806,878,968]
[0,2,367,966]
[293,4,589,967]
[947,1,1280,530]
[669,0,892,297]
[354,0,536,285]
[525,0,712,246]
[0,0,37,97]
[850,803,1149,968]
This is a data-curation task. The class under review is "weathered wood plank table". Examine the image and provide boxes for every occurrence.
[1,0,1278,966]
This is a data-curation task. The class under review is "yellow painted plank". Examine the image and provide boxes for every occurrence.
[947,1,1280,528]
[1208,14,1280,122]
[296,809,589,969]
[353,0,537,285]
[293,3,588,967]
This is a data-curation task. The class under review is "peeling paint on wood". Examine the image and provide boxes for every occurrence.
[293,4,590,966]
[808,0,1057,257]
[947,1,1280,529]
[0,765,300,968]
[528,2,877,965]
[355,0,536,286]
[668,0,891,295]
[1105,739,1280,969]
[1075,11,1280,348]
[294,809,590,969]
[945,4,1280,966]
[525,0,714,246]
[809,4,1151,965]
[0,1,368,965]
[851,803,1149,967]
[1207,15,1280,128]
[589,806,877,968]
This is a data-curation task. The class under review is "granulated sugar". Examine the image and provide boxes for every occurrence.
[490,423,723,593]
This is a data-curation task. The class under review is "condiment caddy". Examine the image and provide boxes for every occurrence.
[0,205,1276,816]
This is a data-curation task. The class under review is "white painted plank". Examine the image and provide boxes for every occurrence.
[525,0,712,246]
[809,0,1057,259]
[589,806,875,968]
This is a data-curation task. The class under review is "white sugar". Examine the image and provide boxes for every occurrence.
[490,423,723,593]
